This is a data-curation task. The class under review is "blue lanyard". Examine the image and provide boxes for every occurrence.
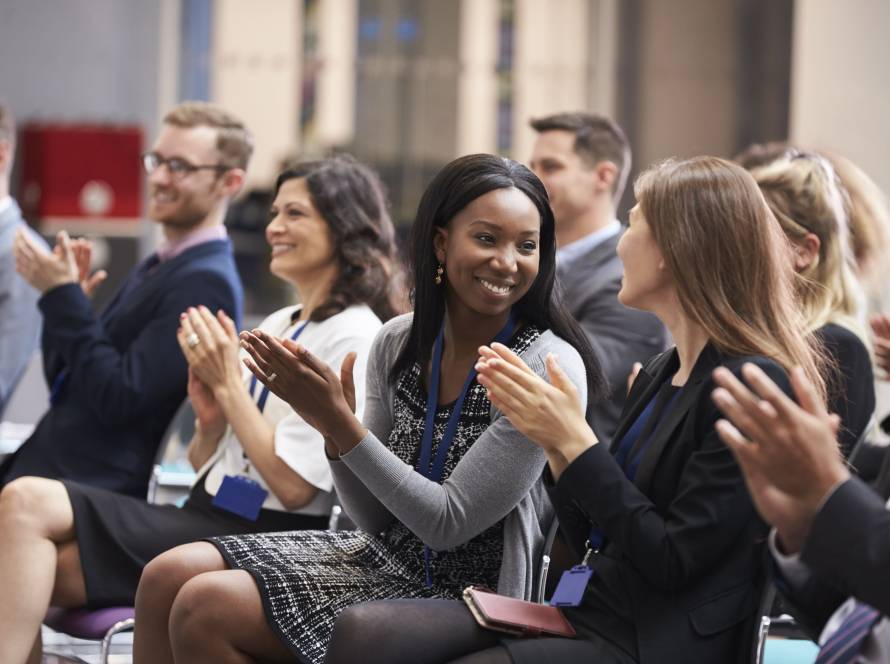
[417,310,516,586]
[585,386,683,557]
[249,320,308,413]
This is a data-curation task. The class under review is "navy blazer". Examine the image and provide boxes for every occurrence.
[548,344,791,664]
[0,239,243,497]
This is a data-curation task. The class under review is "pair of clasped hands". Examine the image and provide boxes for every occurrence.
[13,229,107,296]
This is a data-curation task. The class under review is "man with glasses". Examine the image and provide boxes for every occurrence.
[1,102,246,497]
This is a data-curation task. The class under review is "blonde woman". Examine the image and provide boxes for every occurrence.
[324,157,826,664]
[749,150,875,457]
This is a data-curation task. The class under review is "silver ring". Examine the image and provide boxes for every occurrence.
[267,372,277,382]
[186,333,200,349]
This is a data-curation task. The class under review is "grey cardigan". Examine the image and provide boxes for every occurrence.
[330,313,588,600]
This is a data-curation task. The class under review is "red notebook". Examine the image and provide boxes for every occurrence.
[462,586,577,638]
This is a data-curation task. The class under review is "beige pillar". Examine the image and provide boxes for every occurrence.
[790,0,890,194]
[212,0,301,188]
[315,0,358,147]
[512,0,618,161]
[456,0,499,156]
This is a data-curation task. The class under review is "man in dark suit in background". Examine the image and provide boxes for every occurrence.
[530,112,667,443]
[0,102,48,417]
[1,102,247,497]
[712,362,890,662]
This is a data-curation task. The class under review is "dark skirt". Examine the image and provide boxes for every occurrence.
[65,475,328,607]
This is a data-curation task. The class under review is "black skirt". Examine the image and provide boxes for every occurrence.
[64,475,328,607]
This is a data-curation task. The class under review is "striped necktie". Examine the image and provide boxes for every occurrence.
[815,601,881,664]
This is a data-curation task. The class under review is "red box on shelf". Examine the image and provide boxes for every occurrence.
[18,123,143,231]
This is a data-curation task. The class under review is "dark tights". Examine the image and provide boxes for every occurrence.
[324,599,512,664]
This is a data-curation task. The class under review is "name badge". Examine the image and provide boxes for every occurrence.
[549,565,593,607]
[212,475,268,522]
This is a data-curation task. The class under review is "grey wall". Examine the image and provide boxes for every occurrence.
[0,0,161,132]
[0,0,164,306]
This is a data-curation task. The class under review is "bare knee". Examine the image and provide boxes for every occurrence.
[0,477,73,540]
[136,543,225,619]
[168,573,231,653]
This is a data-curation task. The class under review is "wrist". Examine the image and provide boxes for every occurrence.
[40,278,76,296]
[775,522,810,556]
[324,436,341,460]
[194,420,226,445]
[553,422,597,459]
[212,378,246,408]
[326,413,367,454]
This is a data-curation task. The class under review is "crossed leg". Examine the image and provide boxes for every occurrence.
[0,477,87,664]
[135,541,294,664]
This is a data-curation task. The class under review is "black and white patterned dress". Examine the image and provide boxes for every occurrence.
[209,325,542,663]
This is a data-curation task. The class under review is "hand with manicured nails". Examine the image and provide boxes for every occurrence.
[239,328,364,451]
[711,363,849,554]
[13,229,80,293]
[475,342,596,476]
[176,306,243,396]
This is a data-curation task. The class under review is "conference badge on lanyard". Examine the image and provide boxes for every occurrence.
[416,311,516,587]
[549,540,596,607]
[212,318,308,521]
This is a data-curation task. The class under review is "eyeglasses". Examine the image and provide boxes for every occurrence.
[141,152,229,179]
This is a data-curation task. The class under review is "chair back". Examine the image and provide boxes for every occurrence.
[147,398,196,504]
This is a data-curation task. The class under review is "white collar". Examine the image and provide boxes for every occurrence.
[0,196,13,216]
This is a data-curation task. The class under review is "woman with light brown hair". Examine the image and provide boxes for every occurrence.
[322,156,826,664]
[749,150,874,457]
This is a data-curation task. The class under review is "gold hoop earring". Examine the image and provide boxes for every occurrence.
[434,263,444,285]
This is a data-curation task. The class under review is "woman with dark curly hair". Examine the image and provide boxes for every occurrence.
[0,154,403,664]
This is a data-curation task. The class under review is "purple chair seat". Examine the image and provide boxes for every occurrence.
[44,607,135,640]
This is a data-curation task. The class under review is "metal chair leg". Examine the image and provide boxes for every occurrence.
[100,617,135,664]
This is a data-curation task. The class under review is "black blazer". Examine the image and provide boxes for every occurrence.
[549,344,791,663]
[816,323,874,458]
[1,239,243,497]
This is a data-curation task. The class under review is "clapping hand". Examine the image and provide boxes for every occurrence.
[239,329,364,449]
[14,230,107,296]
[711,363,849,554]
[475,342,596,463]
[14,229,79,293]
[177,306,243,394]
[187,367,226,439]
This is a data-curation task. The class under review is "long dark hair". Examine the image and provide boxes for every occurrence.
[275,155,406,323]
[390,153,606,413]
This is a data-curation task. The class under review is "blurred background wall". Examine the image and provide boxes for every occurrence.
[0,0,887,314]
